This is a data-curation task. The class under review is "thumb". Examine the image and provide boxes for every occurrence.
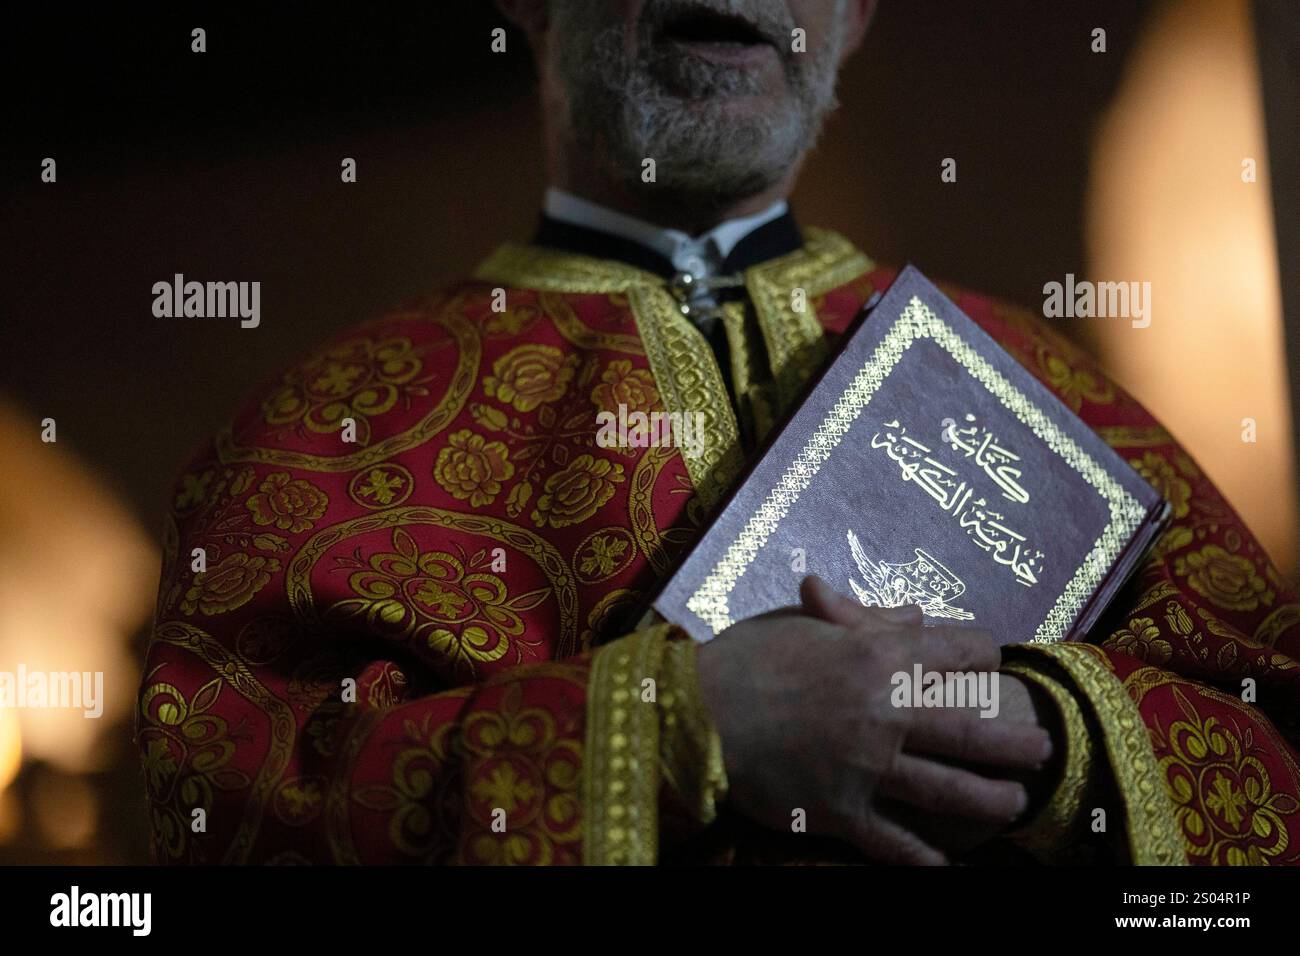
[800,575,923,627]
[800,574,865,625]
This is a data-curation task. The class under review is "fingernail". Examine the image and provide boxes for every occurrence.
[1037,731,1053,762]
[1015,787,1029,816]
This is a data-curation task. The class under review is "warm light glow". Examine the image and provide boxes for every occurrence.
[1087,0,1296,574]
[0,708,20,794]
[0,400,156,772]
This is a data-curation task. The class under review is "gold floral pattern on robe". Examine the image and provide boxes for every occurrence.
[433,429,515,506]
[261,335,430,442]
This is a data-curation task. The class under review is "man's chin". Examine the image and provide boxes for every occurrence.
[676,93,774,125]
[623,98,798,203]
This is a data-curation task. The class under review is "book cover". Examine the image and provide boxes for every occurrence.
[653,266,1170,645]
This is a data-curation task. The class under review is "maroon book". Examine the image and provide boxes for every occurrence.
[653,266,1170,645]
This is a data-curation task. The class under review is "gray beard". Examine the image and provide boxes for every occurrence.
[552,0,845,217]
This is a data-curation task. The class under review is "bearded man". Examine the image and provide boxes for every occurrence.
[137,0,1300,866]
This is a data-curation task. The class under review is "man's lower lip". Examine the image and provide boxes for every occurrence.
[663,37,779,65]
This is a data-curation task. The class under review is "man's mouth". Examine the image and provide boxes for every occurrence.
[659,8,776,52]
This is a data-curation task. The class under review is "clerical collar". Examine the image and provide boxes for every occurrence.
[535,187,804,279]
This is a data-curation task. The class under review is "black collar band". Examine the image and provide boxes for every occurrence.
[531,208,805,279]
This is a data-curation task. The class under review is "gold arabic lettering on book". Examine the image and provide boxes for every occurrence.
[869,414,1044,588]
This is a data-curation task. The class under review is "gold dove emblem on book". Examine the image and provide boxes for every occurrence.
[847,530,975,621]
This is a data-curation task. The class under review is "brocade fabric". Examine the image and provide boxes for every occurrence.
[137,230,1300,865]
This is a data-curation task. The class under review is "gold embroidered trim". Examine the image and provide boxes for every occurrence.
[684,295,1149,643]
[747,227,872,411]
[720,300,753,411]
[1012,644,1186,865]
[630,286,744,512]
[474,244,660,292]
[658,636,729,824]
[583,624,670,865]
[1002,662,1095,856]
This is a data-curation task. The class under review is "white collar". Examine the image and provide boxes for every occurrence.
[543,187,789,276]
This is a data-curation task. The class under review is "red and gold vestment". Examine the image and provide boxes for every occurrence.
[138,230,1300,865]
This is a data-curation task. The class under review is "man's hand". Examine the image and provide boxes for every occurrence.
[804,578,1063,855]
[694,576,1053,865]
[873,672,1059,856]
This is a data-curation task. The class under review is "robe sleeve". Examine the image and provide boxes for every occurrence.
[136,429,727,866]
[951,290,1300,867]
[139,608,726,865]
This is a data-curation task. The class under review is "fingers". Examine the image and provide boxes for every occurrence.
[845,812,948,866]
[908,626,1001,673]
[801,574,864,624]
[879,754,1028,824]
[800,574,923,628]
[801,576,998,670]
[742,604,815,624]
[908,704,1053,767]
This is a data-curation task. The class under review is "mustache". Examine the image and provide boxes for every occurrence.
[638,0,797,54]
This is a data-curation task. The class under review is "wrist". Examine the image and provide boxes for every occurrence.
[659,634,730,823]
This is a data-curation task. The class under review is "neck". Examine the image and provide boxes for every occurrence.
[553,181,793,236]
